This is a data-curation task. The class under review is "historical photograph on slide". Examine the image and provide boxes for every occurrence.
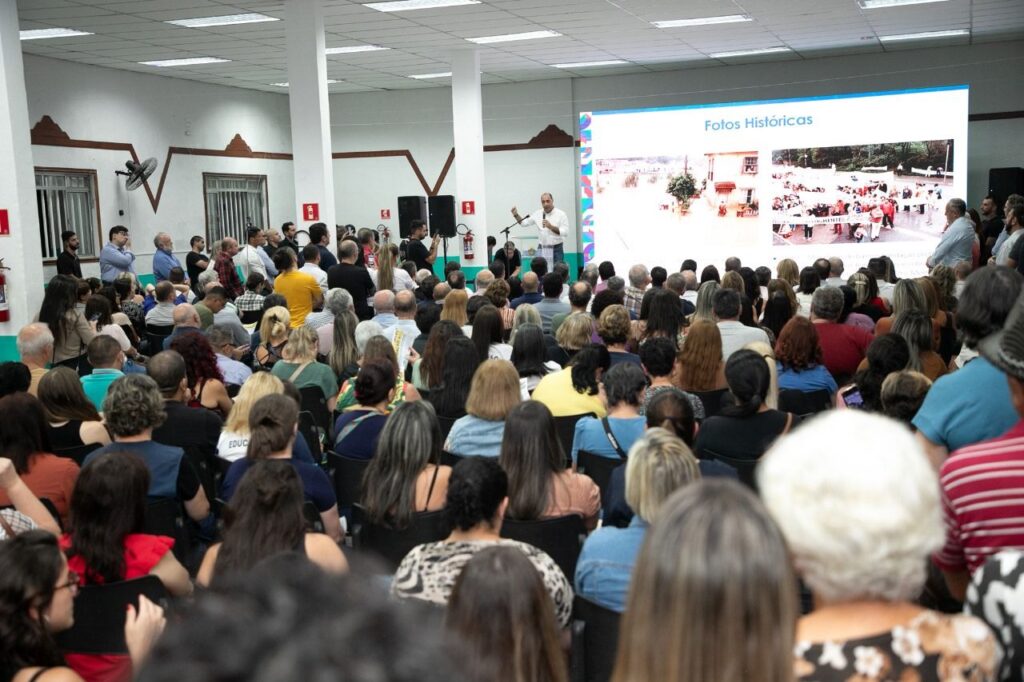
[770,139,954,246]
[594,151,760,251]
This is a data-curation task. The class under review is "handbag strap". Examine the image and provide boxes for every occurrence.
[288,362,310,384]
[600,417,628,460]
[336,410,381,444]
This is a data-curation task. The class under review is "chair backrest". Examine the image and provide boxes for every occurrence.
[55,576,168,655]
[436,415,457,439]
[571,596,622,682]
[500,514,586,580]
[226,383,242,398]
[439,450,464,467]
[53,442,102,467]
[325,451,369,511]
[576,450,621,508]
[778,388,832,416]
[554,413,596,458]
[352,505,451,571]
[692,388,729,418]
[144,498,190,565]
[299,385,331,460]
[240,309,263,325]
[145,324,174,354]
[703,449,759,491]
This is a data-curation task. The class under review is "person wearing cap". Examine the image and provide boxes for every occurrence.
[933,280,1024,602]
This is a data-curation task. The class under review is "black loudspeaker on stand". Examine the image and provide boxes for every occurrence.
[429,195,457,238]
[397,196,427,239]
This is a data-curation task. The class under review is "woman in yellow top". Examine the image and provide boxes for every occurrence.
[531,344,609,418]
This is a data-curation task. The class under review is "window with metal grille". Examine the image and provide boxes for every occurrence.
[36,169,101,261]
[742,156,758,174]
[204,173,269,246]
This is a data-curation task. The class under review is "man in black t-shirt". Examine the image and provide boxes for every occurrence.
[493,241,522,279]
[185,235,209,293]
[327,239,376,320]
[56,230,82,278]
[405,219,440,273]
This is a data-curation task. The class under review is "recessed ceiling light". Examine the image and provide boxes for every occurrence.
[326,45,390,54]
[879,29,968,41]
[468,30,561,44]
[272,80,341,87]
[552,60,628,68]
[139,57,231,67]
[409,72,452,79]
[710,47,790,58]
[653,15,751,28]
[859,0,950,8]
[364,0,480,12]
[166,13,278,28]
[20,28,93,40]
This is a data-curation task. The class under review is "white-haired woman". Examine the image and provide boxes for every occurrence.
[758,410,998,681]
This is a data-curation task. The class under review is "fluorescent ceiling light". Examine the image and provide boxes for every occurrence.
[139,57,230,67]
[409,72,451,79]
[364,0,480,12]
[166,13,278,28]
[653,15,750,28]
[271,80,341,86]
[468,30,561,44]
[20,28,93,40]
[879,29,968,41]
[552,60,628,68]
[326,45,390,54]
[710,47,790,58]
[859,0,950,8]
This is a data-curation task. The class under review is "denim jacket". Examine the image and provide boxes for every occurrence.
[573,516,649,612]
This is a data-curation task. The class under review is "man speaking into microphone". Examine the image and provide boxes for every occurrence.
[511,192,568,265]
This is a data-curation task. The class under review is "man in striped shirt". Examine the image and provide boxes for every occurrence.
[935,289,1024,601]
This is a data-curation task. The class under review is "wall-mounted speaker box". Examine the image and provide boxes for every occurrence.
[989,168,1024,205]
[397,196,427,238]
[428,195,457,238]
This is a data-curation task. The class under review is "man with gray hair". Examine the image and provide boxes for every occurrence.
[386,290,420,373]
[305,288,353,331]
[665,272,696,317]
[606,276,626,294]
[624,264,650,317]
[810,287,873,383]
[206,325,252,387]
[580,262,599,290]
[472,269,494,297]
[824,257,845,288]
[163,303,203,350]
[16,323,53,396]
[354,320,384,356]
[372,290,397,328]
[152,232,184,283]
[679,270,699,307]
[926,198,974,268]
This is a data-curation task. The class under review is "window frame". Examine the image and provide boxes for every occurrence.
[202,172,271,246]
[35,167,103,264]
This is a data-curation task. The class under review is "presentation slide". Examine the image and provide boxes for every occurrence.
[578,85,969,278]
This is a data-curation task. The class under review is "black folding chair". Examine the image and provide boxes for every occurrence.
[571,596,622,682]
[440,450,464,467]
[351,505,451,571]
[144,498,190,566]
[500,514,587,580]
[55,576,168,656]
[554,413,596,461]
[703,449,760,492]
[145,324,174,354]
[436,415,457,440]
[778,388,832,416]
[298,386,332,461]
[325,451,370,512]
[576,450,622,508]
[692,388,729,418]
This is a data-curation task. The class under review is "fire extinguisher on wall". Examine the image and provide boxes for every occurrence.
[0,259,10,323]
[461,227,475,261]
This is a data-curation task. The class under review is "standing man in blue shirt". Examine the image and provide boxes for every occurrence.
[152,232,184,283]
[99,225,135,283]
[926,198,975,269]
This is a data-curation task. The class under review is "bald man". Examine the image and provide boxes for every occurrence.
[510,271,543,309]
[511,192,569,265]
[372,290,397,328]
[163,303,203,349]
[386,290,420,372]
[16,323,54,396]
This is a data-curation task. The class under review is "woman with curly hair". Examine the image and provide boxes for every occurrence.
[169,331,233,417]
[774,317,837,397]
[676,320,726,392]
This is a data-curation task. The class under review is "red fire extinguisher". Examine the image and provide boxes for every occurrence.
[462,229,475,261]
[0,259,10,323]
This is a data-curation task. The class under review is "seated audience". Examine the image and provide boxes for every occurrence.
[484,278,515,332]
[774,316,838,396]
[511,323,559,394]
[891,309,948,381]
[270,326,338,413]
[79,335,125,411]
[162,303,202,350]
[361,401,450,528]
[638,336,704,419]
[216,373,313,465]
[534,272,570,333]
[36,367,111,459]
[611,479,796,682]
[412,320,462,392]
[391,457,573,628]
[446,546,568,682]
[761,291,796,341]
[694,349,800,462]
[714,288,769,360]
[427,336,480,420]
[471,304,512,362]
[85,375,210,524]
[0,394,79,524]
[879,370,932,426]
[532,344,610,418]
[675,319,728,394]
[333,360,393,459]
[809,286,873,384]
[0,457,63,538]
[441,288,469,327]
[500,401,600,530]
[253,305,291,370]
[16,323,53,396]
[965,551,1024,681]
[552,311,593,365]
[233,272,267,320]
[571,363,648,462]
[575,428,700,612]
[197,460,346,587]
[170,332,233,418]
[306,288,352,333]
[335,335,420,412]
[794,266,820,316]
[205,324,252,388]
[839,334,910,411]
[759,411,998,679]
[323,298,360,382]
[598,305,641,367]
[445,360,521,457]
[220,394,341,542]
[145,281,178,326]
[85,295,138,362]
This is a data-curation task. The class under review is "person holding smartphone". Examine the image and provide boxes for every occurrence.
[405,219,440,272]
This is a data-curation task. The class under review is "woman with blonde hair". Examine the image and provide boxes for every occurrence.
[370,243,415,293]
[598,305,640,367]
[776,258,799,287]
[720,270,745,294]
[271,325,339,413]
[676,320,726,392]
[554,312,593,362]
[689,281,719,324]
[254,305,290,369]
[217,372,286,462]
[511,303,542,342]
[440,288,469,327]
[444,360,521,457]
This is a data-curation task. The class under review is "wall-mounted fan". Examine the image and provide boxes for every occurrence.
[114,158,157,191]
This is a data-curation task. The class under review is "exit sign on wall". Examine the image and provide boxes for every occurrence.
[461,200,475,215]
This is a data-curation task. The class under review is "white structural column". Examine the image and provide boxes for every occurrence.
[450,49,488,267]
[0,0,45,344]
[285,0,336,236]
